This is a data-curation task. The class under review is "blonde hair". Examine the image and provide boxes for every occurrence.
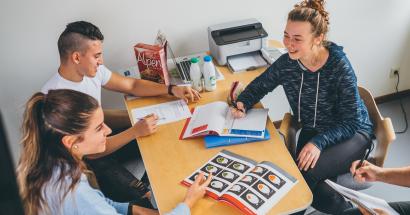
[17,90,98,215]
[288,0,330,45]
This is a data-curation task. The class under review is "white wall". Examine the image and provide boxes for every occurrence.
[1,0,410,162]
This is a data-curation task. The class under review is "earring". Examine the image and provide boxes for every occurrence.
[73,144,79,150]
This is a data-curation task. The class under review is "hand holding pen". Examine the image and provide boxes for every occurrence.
[133,113,159,137]
[231,101,246,119]
[350,150,382,183]
[352,149,369,178]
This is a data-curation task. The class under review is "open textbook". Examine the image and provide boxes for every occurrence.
[180,101,268,139]
[325,179,399,215]
[181,150,298,215]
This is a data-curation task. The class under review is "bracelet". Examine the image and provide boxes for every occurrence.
[168,84,176,96]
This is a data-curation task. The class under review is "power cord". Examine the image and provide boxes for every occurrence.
[393,71,408,134]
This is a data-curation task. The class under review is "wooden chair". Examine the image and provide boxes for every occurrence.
[278,86,396,190]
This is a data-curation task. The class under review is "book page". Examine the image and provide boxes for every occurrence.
[182,150,257,199]
[222,108,268,138]
[183,101,228,138]
[220,161,298,215]
[131,99,191,125]
[325,180,399,215]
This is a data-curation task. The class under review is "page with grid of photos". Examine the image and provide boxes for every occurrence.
[219,161,298,215]
[181,150,298,215]
[181,150,258,200]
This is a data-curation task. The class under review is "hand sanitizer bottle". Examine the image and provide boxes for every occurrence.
[189,57,202,91]
[203,55,216,91]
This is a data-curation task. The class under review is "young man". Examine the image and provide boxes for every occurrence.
[41,21,200,206]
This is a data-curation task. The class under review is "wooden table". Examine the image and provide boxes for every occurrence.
[124,55,312,215]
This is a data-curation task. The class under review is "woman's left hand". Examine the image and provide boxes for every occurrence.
[297,143,321,171]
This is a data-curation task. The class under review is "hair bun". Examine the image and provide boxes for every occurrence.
[299,0,329,24]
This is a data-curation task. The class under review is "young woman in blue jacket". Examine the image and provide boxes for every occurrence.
[232,0,373,214]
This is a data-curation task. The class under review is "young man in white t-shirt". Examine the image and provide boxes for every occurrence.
[41,21,201,210]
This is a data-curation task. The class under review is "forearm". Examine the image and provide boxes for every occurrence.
[130,79,167,97]
[89,127,136,159]
[237,67,278,110]
[378,166,410,187]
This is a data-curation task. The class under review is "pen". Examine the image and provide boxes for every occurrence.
[136,114,165,121]
[353,149,369,178]
[137,117,165,121]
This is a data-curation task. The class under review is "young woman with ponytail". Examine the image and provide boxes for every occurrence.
[17,89,211,215]
[232,0,373,214]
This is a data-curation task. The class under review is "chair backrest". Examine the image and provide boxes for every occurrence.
[358,86,396,167]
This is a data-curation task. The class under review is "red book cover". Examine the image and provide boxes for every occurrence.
[134,43,170,85]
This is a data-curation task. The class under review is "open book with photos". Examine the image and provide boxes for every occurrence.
[180,101,268,139]
[181,150,298,215]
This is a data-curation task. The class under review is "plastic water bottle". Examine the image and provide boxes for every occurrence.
[189,57,202,91]
[203,55,216,91]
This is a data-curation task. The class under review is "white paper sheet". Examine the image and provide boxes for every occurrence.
[227,52,268,72]
[325,179,399,215]
[131,99,191,125]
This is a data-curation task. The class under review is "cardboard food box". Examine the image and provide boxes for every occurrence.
[134,43,169,85]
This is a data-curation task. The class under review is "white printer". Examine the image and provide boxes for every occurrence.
[208,19,269,70]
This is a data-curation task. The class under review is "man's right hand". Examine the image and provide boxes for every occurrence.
[230,101,246,118]
[350,160,383,183]
[133,114,158,137]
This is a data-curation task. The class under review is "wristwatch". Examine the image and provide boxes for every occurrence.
[168,84,176,96]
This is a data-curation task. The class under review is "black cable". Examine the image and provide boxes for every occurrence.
[394,71,408,134]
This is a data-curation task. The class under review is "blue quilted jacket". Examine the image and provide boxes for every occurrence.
[237,42,373,150]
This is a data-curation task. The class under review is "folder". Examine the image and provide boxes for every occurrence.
[204,129,270,148]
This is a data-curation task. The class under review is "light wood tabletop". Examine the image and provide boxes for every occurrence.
[124,48,312,215]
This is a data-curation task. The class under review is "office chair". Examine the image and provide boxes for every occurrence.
[278,86,396,190]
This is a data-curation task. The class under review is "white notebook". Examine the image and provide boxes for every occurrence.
[325,179,399,215]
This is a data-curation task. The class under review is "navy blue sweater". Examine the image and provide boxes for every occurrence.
[237,42,373,151]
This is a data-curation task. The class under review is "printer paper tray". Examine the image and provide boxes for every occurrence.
[227,51,268,73]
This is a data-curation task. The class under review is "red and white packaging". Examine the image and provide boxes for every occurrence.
[134,43,169,85]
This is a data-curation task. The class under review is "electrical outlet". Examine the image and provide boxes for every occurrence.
[389,67,400,78]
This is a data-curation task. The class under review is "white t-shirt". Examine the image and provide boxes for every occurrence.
[41,65,112,104]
